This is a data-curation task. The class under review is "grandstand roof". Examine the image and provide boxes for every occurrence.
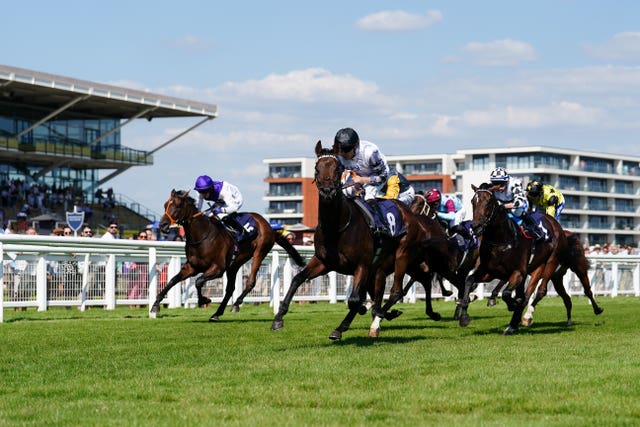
[0,64,217,120]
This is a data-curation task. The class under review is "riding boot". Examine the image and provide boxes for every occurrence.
[366,199,389,237]
[223,215,245,240]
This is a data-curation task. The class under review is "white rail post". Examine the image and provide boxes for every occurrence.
[105,254,116,310]
[0,243,4,323]
[147,247,157,316]
[79,254,90,311]
[634,263,640,297]
[611,261,619,298]
[329,271,337,303]
[271,250,280,314]
[36,255,47,312]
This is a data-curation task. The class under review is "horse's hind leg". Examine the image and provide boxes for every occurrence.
[572,267,604,316]
[488,280,507,307]
[151,263,198,314]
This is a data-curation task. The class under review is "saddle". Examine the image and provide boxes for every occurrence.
[220,213,257,244]
[352,197,406,238]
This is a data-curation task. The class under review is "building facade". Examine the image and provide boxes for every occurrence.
[264,146,640,247]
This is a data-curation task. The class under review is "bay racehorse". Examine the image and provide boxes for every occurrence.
[459,183,571,334]
[152,189,306,321]
[271,141,428,339]
[487,229,603,326]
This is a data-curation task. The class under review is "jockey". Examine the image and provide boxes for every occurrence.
[193,175,246,237]
[334,127,389,201]
[526,180,565,220]
[425,188,473,245]
[489,167,543,239]
[335,127,392,236]
[380,171,415,205]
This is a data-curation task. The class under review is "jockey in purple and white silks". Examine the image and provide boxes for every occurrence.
[194,175,243,218]
[334,127,389,201]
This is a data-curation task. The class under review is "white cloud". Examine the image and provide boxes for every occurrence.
[212,68,385,104]
[463,39,536,66]
[584,32,640,61]
[356,9,442,31]
[460,101,603,129]
[388,112,418,120]
[164,35,213,52]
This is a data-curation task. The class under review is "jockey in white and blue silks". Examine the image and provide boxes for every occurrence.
[489,167,542,239]
[334,127,389,201]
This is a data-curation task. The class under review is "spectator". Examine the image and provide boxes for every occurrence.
[102,222,119,239]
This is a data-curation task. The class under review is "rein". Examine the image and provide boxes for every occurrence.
[163,196,213,246]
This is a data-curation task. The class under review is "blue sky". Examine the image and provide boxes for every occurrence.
[3,1,640,215]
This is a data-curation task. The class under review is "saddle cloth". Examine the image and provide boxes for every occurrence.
[222,213,258,243]
[360,199,405,238]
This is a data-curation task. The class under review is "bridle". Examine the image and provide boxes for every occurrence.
[314,153,345,199]
[471,189,498,235]
[413,193,433,217]
[163,192,214,246]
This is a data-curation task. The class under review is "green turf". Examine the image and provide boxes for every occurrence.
[0,297,638,426]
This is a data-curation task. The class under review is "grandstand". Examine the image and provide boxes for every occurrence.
[0,64,217,235]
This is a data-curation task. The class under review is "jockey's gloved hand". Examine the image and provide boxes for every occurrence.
[212,207,223,215]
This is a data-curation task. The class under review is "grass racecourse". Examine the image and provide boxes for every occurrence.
[0,297,639,426]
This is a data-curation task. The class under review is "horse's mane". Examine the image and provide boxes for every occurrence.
[174,189,197,206]
[478,182,493,190]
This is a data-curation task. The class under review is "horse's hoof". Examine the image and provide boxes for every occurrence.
[487,298,497,307]
[459,314,471,327]
[385,309,403,321]
[503,326,518,335]
[231,305,240,313]
[358,305,368,315]
[271,320,284,331]
[441,288,453,297]
[150,305,160,314]
[329,330,342,340]
[522,317,533,327]
[198,297,212,308]
[427,311,442,321]
[368,328,380,338]
[209,315,220,322]
[567,320,574,327]
[594,307,604,315]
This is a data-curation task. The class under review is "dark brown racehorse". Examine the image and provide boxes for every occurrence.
[406,192,476,321]
[488,229,603,326]
[152,189,306,321]
[271,141,427,339]
[459,183,571,334]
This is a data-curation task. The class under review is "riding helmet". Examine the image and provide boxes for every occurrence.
[489,167,510,183]
[527,180,543,197]
[334,128,360,152]
[426,188,442,203]
[194,175,214,191]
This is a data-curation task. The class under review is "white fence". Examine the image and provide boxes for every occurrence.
[1,234,639,322]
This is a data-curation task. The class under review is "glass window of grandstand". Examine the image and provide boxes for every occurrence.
[528,174,551,187]
[588,215,609,229]
[614,180,634,195]
[268,165,301,178]
[496,153,535,169]
[563,195,581,209]
[558,175,579,191]
[580,156,613,174]
[268,200,301,214]
[614,217,635,230]
[587,177,608,193]
[622,161,640,176]
[411,180,442,193]
[588,197,608,211]
[401,162,442,175]
[535,153,570,169]
[588,234,607,246]
[616,235,636,247]
[471,155,488,171]
[561,214,581,229]
[614,198,635,213]
[268,182,301,197]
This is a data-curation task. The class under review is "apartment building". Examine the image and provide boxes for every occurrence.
[264,146,640,247]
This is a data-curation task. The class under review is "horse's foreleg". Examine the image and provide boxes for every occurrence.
[210,266,240,321]
[459,268,490,327]
[233,250,271,311]
[504,272,527,335]
[271,257,327,331]
[488,280,507,307]
[150,263,197,314]
[330,266,370,340]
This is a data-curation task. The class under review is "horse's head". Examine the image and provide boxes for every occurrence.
[470,183,501,235]
[159,189,198,233]
[313,140,344,200]
[410,191,432,217]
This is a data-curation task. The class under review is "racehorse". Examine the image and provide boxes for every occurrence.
[459,183,571,334]
[406,192,477,321]
[271,141,427,339]
[487,229,603,326]
[152,189,306,321]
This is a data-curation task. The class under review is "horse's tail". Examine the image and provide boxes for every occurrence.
[565,231,591,273]
[275,233,307,267]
